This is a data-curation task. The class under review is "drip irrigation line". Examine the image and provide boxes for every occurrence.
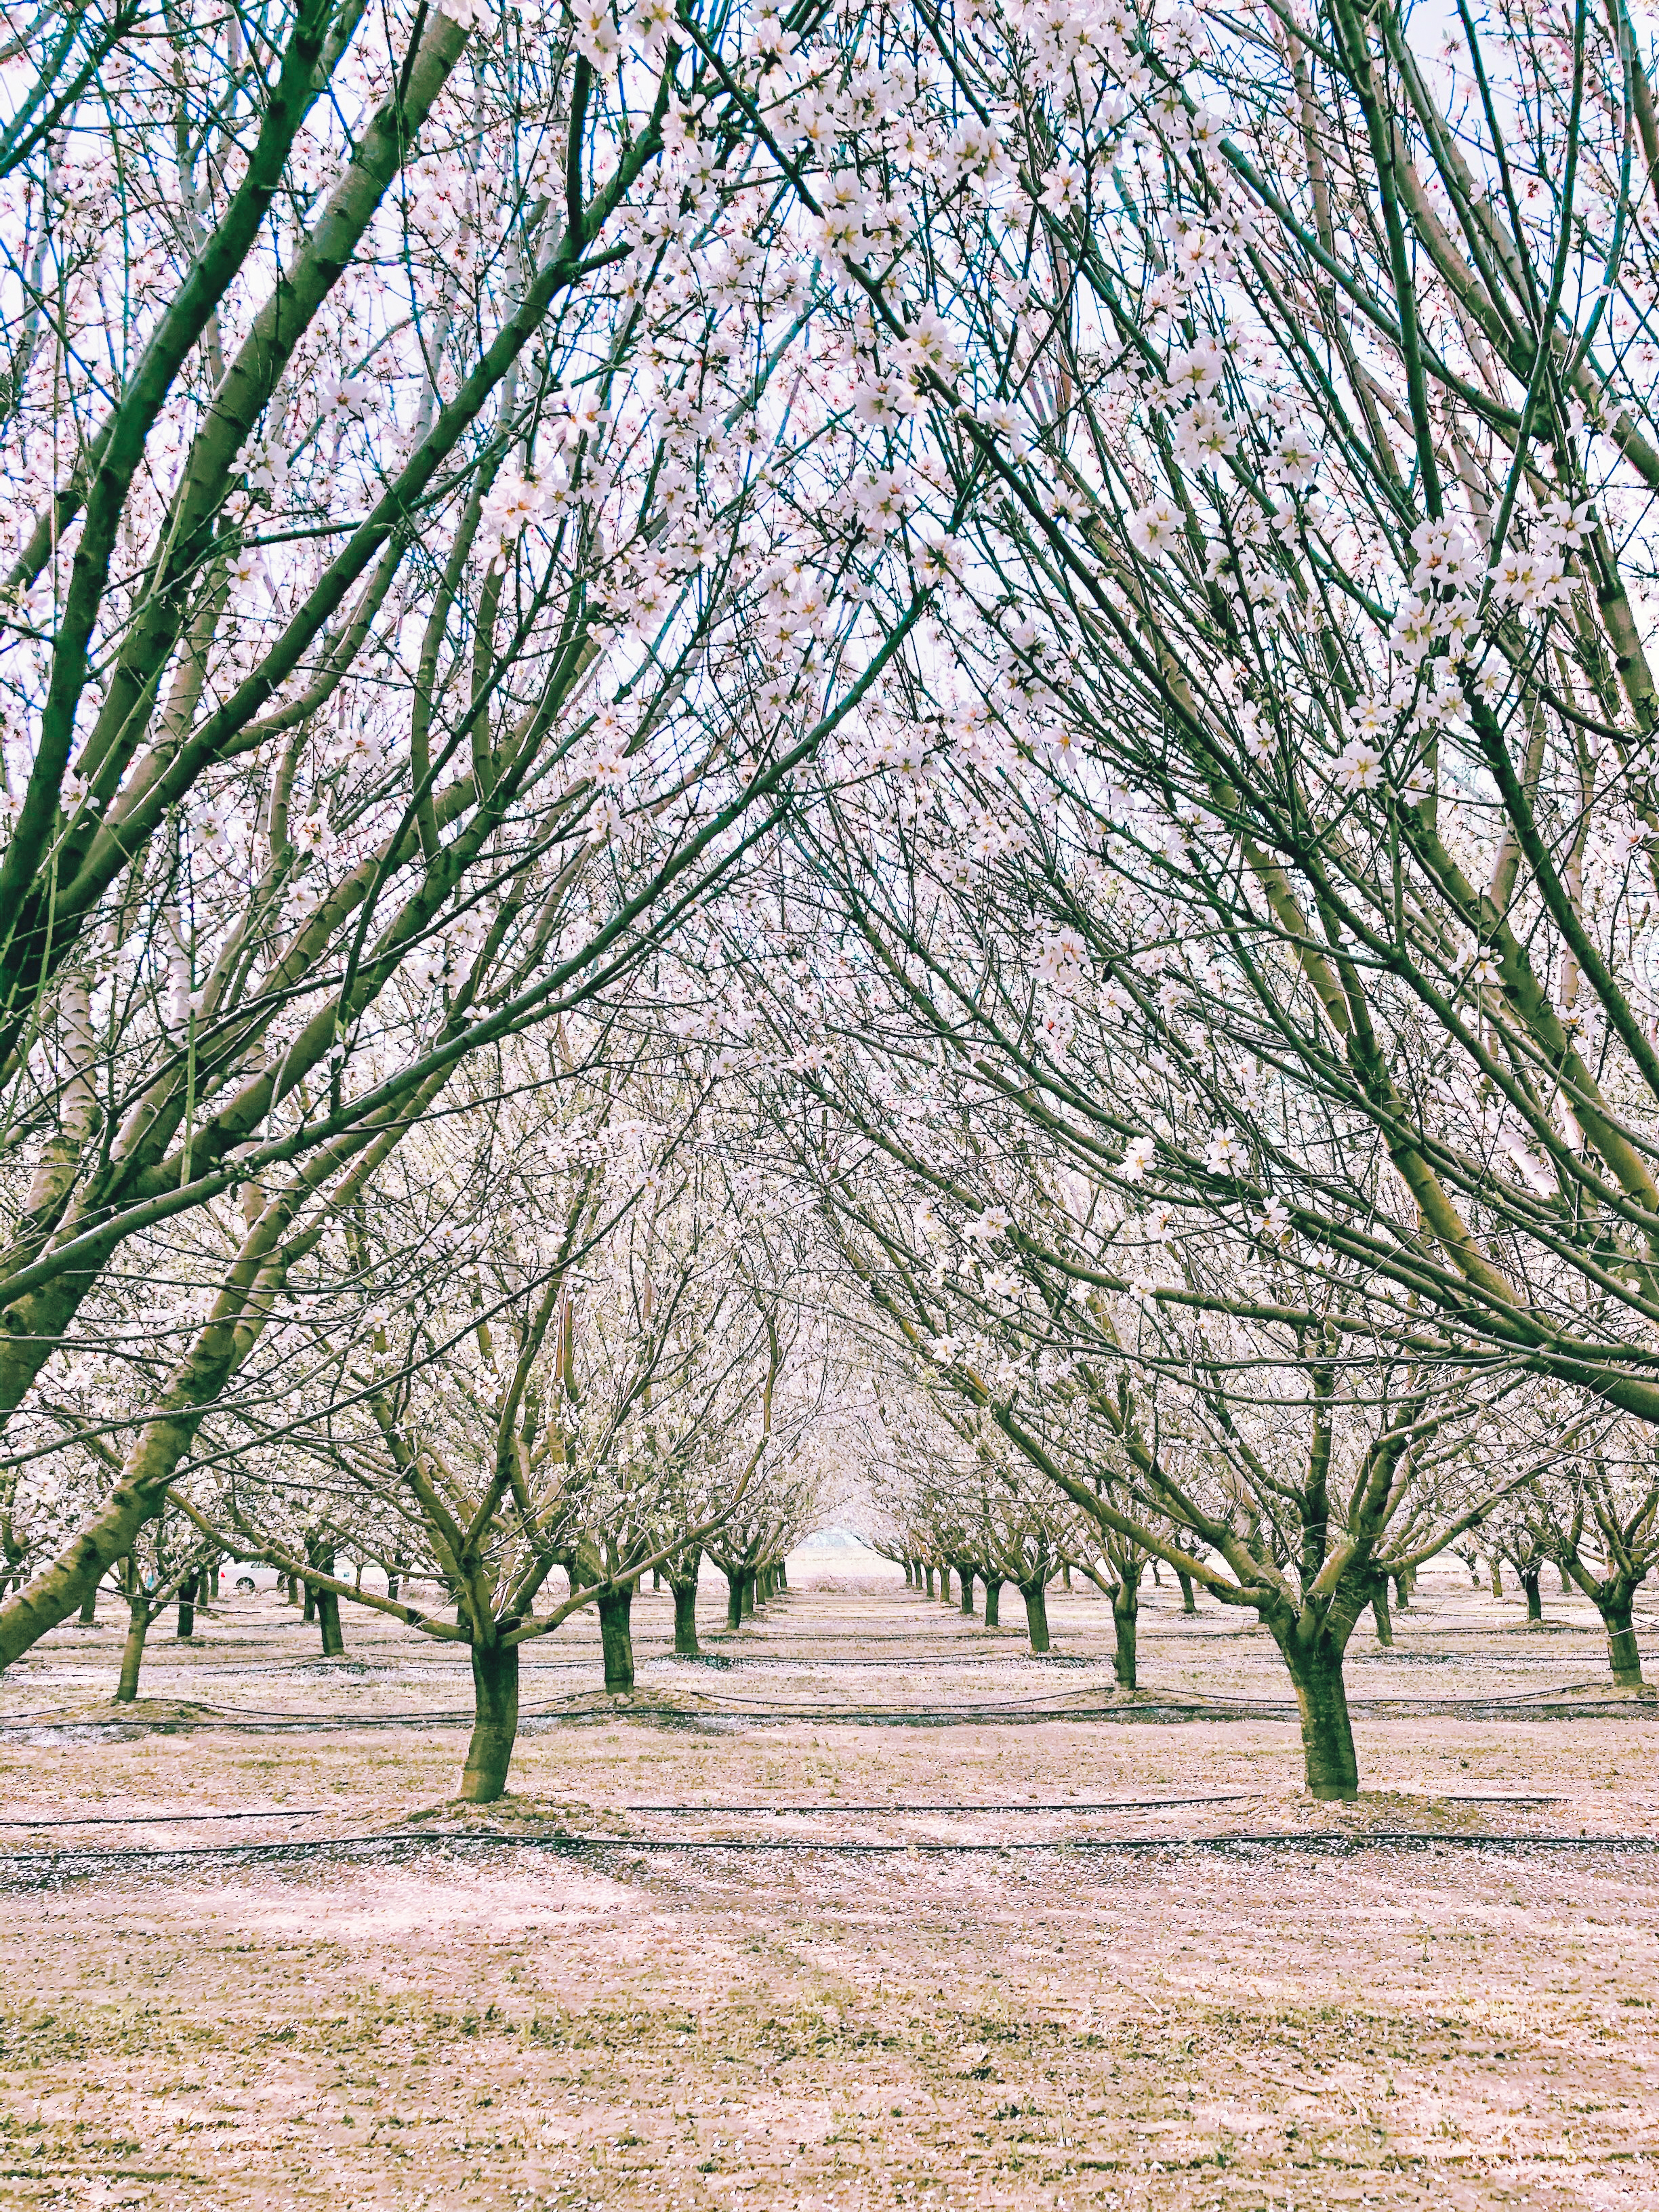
[623,1791,1563,1813]
[1,1828,1651,1878]
[4,1691,1656,1736]
[0,1807,329,1830]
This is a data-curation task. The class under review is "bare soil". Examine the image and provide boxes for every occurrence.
[3,1555,1658,2209]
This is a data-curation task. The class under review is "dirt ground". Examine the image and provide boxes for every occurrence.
[3,1553,1659,2210]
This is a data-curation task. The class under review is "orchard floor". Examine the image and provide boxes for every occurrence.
[3,1554,1659,2211]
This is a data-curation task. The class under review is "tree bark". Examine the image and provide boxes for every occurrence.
[1176,1568,1197,1614]
[1521,1568,1543,1622]
[777,1559,787,1590]
[459,1638,520,1802]
[1371,1583,1393,1646]
[672,1576,700,1657]
[725,1572,743,1629]
[1599,1589,1644,1685]
[983,1576,1002,1627]
[739,1569,755,1620]
[923,1563,934,1597]
[1021,1580,1050,1654]
[958,1567,975,1615]
[317,1582,344,1656]
[1111,1577,1138,1689]
[302,1579,316,1622]
[597,1584,635,1692]
[176,1574,197,1638]
[114,1597,151,1702]
[1490,1557,1503,1597]
[77,1580,99,1625]
[1279,1635,1359,1801]
[938,1563,951,1603]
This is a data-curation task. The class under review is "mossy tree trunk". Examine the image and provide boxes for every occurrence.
[1598,1586,1644,1685]
[1176,1569,1196,1614]
[957,1566,975,1616]
[114,1597,152,1702]
[597,1585,635,1692]
[1521,1567,1543,1622]
[460,1637,520,1802]
[1275,1626,1359,1801]
[1111,1572,1139,1689]
[77,1580,99,1625]
[1021,1580,1050,1654]
[671,1563,701,1656]
[983,1576,1002,1627]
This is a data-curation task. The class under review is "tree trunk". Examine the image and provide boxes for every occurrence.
[1111,1580,1138,1689]
[459,1639,520,1802]
[1521,1568,1542,1622]
[1021,1580,1050,1654]
[317,1582,344,1657]
[598,1585,635,1692]
[386,1572,399,1602]
[1279,1635,1359,1801]
[1489,1557,1502,1597]
[938,1563,951,1603]
[1176,1569,1196,1614]
[777,1559,787,1590]
[672,1578,700,1657]
[739,1569,756,1620]
[77,1580,99,1626]
[725,1572,743,1629]
[1371,1583,1393,1646]
[902,1560,913,1586]
[302,1579,316,1622]
[923,1563,934,1597]
[1599,1589,1644,1686]
[1392,1571,1411,1611]
[958,1568,975,1616]
[114,1598,151,1703]
[983,1576,1002,1627]
[176,1574,197,1638]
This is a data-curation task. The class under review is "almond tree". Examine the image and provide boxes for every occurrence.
[0,0,932,1668]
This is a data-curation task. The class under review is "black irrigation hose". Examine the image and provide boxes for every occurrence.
[1,1828,1652,1881]
[626,1796,1261,1813]
[0,1807,330,1829]
[0,1792,1565,1832]
[5,1696,1658,1736]
[623,1792,1564,1813]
